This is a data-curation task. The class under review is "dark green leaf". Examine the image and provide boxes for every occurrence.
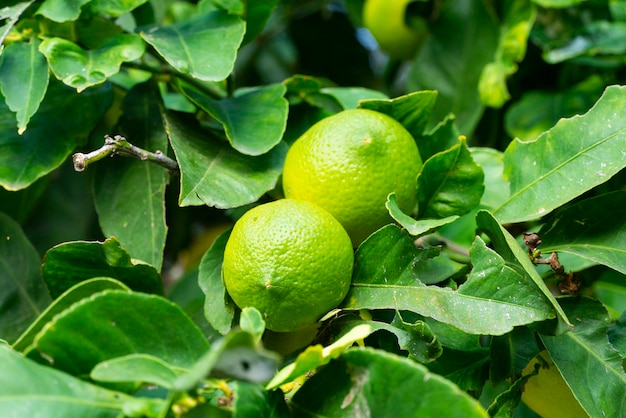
[539,191,626,275]
[239,0,280,45]
[41,237,164,299]
[544,21,626,63]
[36,0,90,22]
[425,347,490,391]
[487,372,534,417]
[386,193,459,238]
[391,312,443,363]
[89,0,148,17]
[408,0,499,134]
[417,137,485,219]
[140,11,245,81]
[229,381,292,418]
[0,212,50,343]
[0,346,165,418]
[165,111,287,208]
[419,114,460,161]
[494,85,626,223]
[33,290,210,376]
[93,82,168,271]
[12,278,129,352]
[1,2,33,54]
[0,38,49,134]
[541,297,626,418]
[291,347,489,417]
[0,80,112,191]
[181,82,288,156]
[39,34,145,92]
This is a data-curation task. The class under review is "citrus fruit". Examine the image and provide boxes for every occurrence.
[521,350,588,418]
[363,0,427,60]
[222,199,354,332]
[282,108,422,246]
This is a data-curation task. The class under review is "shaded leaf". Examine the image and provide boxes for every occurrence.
[140,10,245,81]
[539,191,626,275]
[386,192,459,237]
[1,2,33,55]
[0,212,50,343]
[417,137,485,219]
[181,82,288,156]
[541,297,626,418]
[425,347,490,391]
[239,307,266,345]
[419,113,460,161]
[93,82,168,271]
[36,0,90,22]
[165,111,287,208]
[89,0,148,17]
[39,35,144,92]
[544,21,626,64]
[494,85,626,223]
[321,86,388,110]
[91,353,180,388]
[291,347,489,417]
[0,346,164,418]
[0,80,112,190]
[41,237,164,299]
[0,38,49,134]
[33,290,210,376]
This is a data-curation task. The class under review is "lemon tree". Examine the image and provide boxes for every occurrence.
[282,108,422,246]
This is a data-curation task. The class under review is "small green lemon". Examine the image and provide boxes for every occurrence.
[521,350,588,418]
[282,108,422,246]
[222,199,354,332]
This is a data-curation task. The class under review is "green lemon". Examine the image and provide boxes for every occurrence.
[222,199,354,333]
[282,108,422,246]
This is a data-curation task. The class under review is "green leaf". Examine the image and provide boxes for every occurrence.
[165,111,287,208]
[538,191,626,275]
[532,0,582,7]
[33,290,211,376]
[471,147,509,210]
[0,2,33,54]
[41,237,164,299]
[425,347,490,391]
[475,210,572,333]
[321,86,388,110]
[494,85,626,223]
[386,193,459,237]
[140,10,245,81]
[0,212,50,344]
[39,34,145,92]
[417,137,485,219]
[12,278,129,352]
[408,0,499,134]
[239,307,266,344]
[344,224,554,335]
[91,353,181,388]
[358,90,438,140]
[93,82,168,271]
[291,347,489,417]
[0,38,49,134]
[0,80,112,191]
[544,21,626,64]
[199,228,235,335]
[0,346,165,418]
[36,0,91,22]
[540,297,626,418]
[181,82,288,156]
[237,0,280,45]
[419,113,460,161]
[89,0,148,17]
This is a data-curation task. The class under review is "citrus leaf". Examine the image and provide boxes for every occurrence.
[91,353,180,388]
[475,210,572,333]
[39,34,145,92]
[321,86,388,110]
[0,212,50,344]
[358,90,438,139]
[420,113,460,161]
[12,278,129,352]
[140,10,245,81]
[199,228,234,335]
[539,191,626,275]
[181,82,288,156]
[165,111,287,208]
[93,82,168,271]
[0,346,165,418]
[35,0,90,22]
[0,38,49,134]
[540,297,626,418]
[417,137,485,219]
[0,80,112,191]
[0,2,33,54]
[344,224,555,335]
[494,85,626,223]
[386,192,459,237]
[41,237,164,299]
[89,0,148,17]
[291,347,489,418]
[33,290,210,376]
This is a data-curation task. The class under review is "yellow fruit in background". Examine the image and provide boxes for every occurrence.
[222,199,354,332]
[282,109,422,246]
[521,350,588,418]
[363,0,427,60]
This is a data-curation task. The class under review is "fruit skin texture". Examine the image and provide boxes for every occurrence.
[282,108,422,246]
[363,0,427,60]
[521,350,588,418]
[222,199,354,333]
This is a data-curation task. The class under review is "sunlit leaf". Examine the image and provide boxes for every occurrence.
[386,193,459,237]
[89,0,148,17]
[36,0,90,22]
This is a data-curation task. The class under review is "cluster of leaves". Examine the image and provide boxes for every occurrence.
[1,0,626,417]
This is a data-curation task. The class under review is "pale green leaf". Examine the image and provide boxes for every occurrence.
[495,85,626,223]
[36,0,90,22]
[0,2,33,54]
[89,0,148,17]
[321,87,388,110]
[91,353,180,388]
